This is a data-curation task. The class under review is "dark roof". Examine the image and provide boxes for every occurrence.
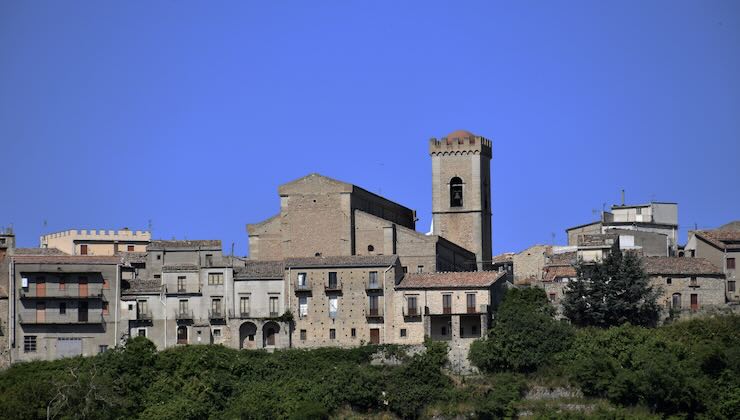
[543,266,577,282]
[397,270,506,289]
[565,220,601,232]
[13,247,68,255]
[11,255,121,265]
[234,260,284,279]
[694,230,740,251]
[284,255,399,269]
[643,257,723,276]
[162,264,199,272]
[148,240,221,250]
[122,278,162,295]
[547,251,577,266]
[119,252,147,264]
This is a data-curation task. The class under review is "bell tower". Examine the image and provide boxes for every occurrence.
[430,130,492,270]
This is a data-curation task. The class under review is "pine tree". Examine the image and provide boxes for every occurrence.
[562,245,661,328]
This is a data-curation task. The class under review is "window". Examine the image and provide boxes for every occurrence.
[205,254,213,266]
[128,303,134,311]
[407,296,418,316]
[327,297,338,320]
[548,293,556,302]
[400,328,407,338]
[208,272,224,285]
[299,296,308,318]
[328,272,338,289]
[211,298,222,316]
[240,296,250,316]
[300,329,307,341]
[402,266,408,274]
[672,293,682,309]
[137,300,148,317]
[138,329,147,337]
[666,278,672,285]
[177,276,186,293]
[690,277,698,287]
[59,277,66,290]
[154,274,161,279]
[367,245,374,252]
[450,177,463,207]
[24,336,37,353]
[368,271,379,288]
[269,296,279,316]
[102,301,109,316]
[443,294,452,314]
[213,329,221,337]
[417,266,424,273]
[636,208,642,215]
[178,299,189,315]
[156,254,161,260]
[80,244,88,255]
[127,245,134,252]
[297,273,307,287]
[59,302,66,315]
[728,258,736,270]
[329,329,336,340]
[369,295,380,316]
[351,328,356,338]
[466,294,476,313]
[99,345,108,353]
[729,281,736,293]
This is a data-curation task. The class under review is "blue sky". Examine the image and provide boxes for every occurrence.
[1,1,738,256]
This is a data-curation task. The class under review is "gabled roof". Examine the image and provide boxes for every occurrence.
[543,266,577,282]
[693,229,740,251]
[396,270,506,289]
[122,278,162,295]
[13,247,68,256]
[148,240,221,251]
[235,260,284,279]
[284,255,398,269]
[547,251,577,266]
[119,252,147,264]
[11,255,120,265]
[642,257,723,276]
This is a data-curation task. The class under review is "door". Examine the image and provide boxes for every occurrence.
[37,278,46,297]
[177,326,188,344]
[691,294,699,312]
[370,328,380,344]
[78,301,88,322]
[266,327,276,346]
[57,338,82,358]
[36,302,46,323]
[79,278,88,297]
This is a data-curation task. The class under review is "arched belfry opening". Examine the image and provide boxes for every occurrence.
[450,177,463,207]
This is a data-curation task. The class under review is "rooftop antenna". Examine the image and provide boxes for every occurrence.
[621,189,625,206]
[148,219,153,235]
[551,232,556,246]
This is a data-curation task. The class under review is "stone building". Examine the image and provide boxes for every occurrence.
[684,224,740,302]
[41,228,151,255]
[9,254,121,362]
[643,256,726,315]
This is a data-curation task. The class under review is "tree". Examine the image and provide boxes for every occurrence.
[562,245,661,328]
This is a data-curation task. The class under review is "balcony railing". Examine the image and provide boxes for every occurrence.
[325,281,342,292]
[366,282,382,291]
[19,287,106,299]
[18,313,105,325]
[295,281,311,292]
[165,284,202,295]
[209,309,225,320]
[136,311,153,321]
[403,306,421,317]
[175,309,194,320]
[366,306,384,318]
[442,307,452,315]
[228,309,250,319]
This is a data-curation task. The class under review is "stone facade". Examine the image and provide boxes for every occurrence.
[685,227,740,302]
[643,256,727,316]
[40,229,151,256]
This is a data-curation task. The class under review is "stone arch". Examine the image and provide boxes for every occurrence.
[239,322,258,349]
[450,177,463,207]
[263,321,280,347]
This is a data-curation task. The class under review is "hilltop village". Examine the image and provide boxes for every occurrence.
[0,130,737,367]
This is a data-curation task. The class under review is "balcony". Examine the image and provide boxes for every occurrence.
[228,309,250,319]
[136,311,153,321]
[175,309,194,320]
[366,306,384,319]
[365,282,382,291]
[18,313,105,325]
[165,284,201,296]
[19,287,106,300]
[208,309,225,320]
[403,306,422,318]
[324,280,342,293]
[295,281,311,293]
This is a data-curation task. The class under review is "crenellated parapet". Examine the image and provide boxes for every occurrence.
[429,130,492,157]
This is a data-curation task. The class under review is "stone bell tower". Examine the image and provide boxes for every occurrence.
[430,130,492,271]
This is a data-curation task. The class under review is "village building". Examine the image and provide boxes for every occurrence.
[40,228,151,256]
[684,223,740,302]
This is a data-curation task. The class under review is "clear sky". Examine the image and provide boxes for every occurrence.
[1,1,739,256]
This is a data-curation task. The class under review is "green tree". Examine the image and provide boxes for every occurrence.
[562,246,661,328]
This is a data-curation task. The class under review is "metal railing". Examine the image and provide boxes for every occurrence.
[175,309,194,320]
[18,313,105,325]
[208,309,225,319]
[366,306,384,318]
[325,280,342,291]
[295,281,311,292]
[403,307,421,317]
[19,286,106,299]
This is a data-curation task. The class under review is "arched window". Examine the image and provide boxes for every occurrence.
[450,177,463,207]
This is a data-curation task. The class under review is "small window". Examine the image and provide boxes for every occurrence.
[154,274,161,279]
[80,244,88,255]
[128,303,134,311]
[636,208,642,215]
[300,329,307,341]
[177,276,186,293]
[99,345,108,353]
[351,328,356,338]
[156,254,161,260]
[367,245,374,252]
[24,336,37,353]
[213,329,221,337]
[208,272,224,285]
[59,302,66,315]
[138,329,147,337]
[205,254,213,266]
[690,277,698,287]
[400,328,407,338]
[329,329,336,340]
[417,265,424,273]
[728,258,736,270]
[402,266,408,274]
[297,273,307,287]
[328,296,338,318]
[368,271,379,288]
[127,245,134,252]
[728,281,736,293]
[666,278,672,285]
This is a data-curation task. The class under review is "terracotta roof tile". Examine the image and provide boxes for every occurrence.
[284,255,398,269]
[543,266,577,282]
[695,229,740,251]
[397,270,506,289]
[643,257,723,276]
[13,247,68,255]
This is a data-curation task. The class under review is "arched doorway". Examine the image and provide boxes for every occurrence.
[239,322,258,349]
[263,321,280,347]
[177,325,188,345]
